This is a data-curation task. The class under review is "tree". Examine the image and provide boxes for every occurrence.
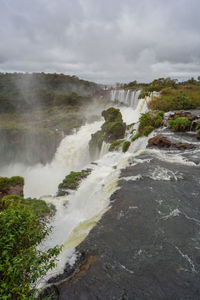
[0,204,61,299]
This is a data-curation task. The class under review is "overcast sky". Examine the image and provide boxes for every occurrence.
[0,0,200,83]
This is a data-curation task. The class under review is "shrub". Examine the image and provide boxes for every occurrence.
[101,107,122,122]
[0,195,52,217]
[138,112,153,131]
[0,205,61,299]
[148,87,199,112]
[0,176,24,191]
[138,90,150,99]
[142,126,154,136]
[122,141,131,153]
[174,95,195,110]
[139,111,163,132]
[169,117,191,131]
[58,169,91,190]
[131,133,142,142]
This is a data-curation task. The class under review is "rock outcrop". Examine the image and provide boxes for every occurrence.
[89,107,126,159]
[147,136,195,150]
[147,136,171,148]
[57,169,92,196]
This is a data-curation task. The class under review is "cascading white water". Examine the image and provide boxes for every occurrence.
[110,89,141,108]
[36,95,150,288]
[0,121,103,198]
[0,91,150,288]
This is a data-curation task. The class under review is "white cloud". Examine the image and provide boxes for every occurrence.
[0,0,200,83]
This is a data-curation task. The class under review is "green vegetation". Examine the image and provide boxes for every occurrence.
[131,132,142,142]
[131,111,164,142]
[101,107,123,123]
[109,139,124,152]
[122,141,131,153]
[142,126,154,136]
[0,195,52,217]
[101,121,126,142]
[169,117,191,132]
[138,90,150,99]
[0,176,24,191]
[146,78,200,112]
[138,111,163,134]
[0,73,102,167]
[122,76,200,112]
[58,169,91,190]
[89,107,126,158]
[0,194,61,299]
[0,73,100,114]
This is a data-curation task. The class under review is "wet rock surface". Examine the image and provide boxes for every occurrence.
[147,136,171,148]
[43,145,200,299]
[147,135,195,150]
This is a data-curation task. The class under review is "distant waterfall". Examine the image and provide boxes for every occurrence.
[110,89,141,108]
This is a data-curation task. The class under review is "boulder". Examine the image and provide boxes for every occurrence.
[175,142,195,150]
[147,136,171,148]
[147,136,195,151]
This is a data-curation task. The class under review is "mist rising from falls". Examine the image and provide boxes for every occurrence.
[0,120,103,198]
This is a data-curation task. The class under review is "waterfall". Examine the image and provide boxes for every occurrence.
[0,92,149,289]
[36,96,149,288]
[110,89,141,108]
[0,121,103,198]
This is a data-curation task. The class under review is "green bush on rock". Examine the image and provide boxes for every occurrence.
[122,141,131,153]
[89,107,126,158]
[142,126,154,136]
[169,117,191,132]
[58,169,91,191]
[0,176,24,191]
[131,132,142,142]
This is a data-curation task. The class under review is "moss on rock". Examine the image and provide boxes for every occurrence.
[122,141,131,153]
[89,107,126,158]
[109,139,124,152]
[58,169,92,195]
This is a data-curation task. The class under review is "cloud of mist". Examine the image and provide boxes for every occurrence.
[0,0,200,83]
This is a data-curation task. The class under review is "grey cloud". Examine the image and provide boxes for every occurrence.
[0,0,200,83]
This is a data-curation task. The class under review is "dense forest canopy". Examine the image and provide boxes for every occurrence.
[0,72,101,113]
